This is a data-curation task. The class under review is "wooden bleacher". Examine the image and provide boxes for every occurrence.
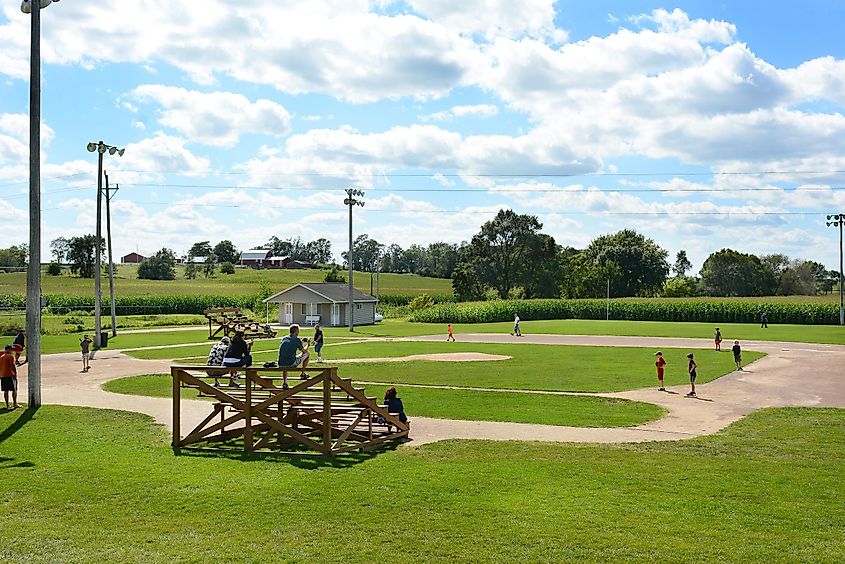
[171,365,410,456]
[203,307,277,340]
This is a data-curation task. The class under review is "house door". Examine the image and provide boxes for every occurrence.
[284,302,293,325]
[331,303,340,326]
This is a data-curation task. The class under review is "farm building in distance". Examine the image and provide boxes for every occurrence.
[121,252,145,264]
[264,283,378,327]
[240,250,316,269]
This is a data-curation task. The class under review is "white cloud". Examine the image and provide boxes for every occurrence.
[420,104,499,122]
[407,0,566,41]
[0,114,55,164]
[126,85,292,147]
[117,133,211,177]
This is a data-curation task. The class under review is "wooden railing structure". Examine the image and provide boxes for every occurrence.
[203,307,277,341]
[171,366,410,456]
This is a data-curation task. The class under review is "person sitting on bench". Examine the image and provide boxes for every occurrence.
[382,386,409,430]
[207,336,235,387]
[278,324,310,386]
[222,332,253,383]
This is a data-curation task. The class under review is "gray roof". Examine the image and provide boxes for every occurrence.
[240,249,271,260]
[264,283,378,304]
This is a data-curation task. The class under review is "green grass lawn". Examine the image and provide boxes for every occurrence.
[103,374,666,428]
[1,406,843,562]
[125,341,763,393]
[0,265,453,297]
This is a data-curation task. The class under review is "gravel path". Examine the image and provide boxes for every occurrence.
[11,334,845,446]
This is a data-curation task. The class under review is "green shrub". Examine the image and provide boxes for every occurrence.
[409,299,841,325]
[220,262,235,275]
[408,294,435,311]
[47,262,62,276]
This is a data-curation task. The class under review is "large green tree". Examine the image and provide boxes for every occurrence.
[212,240,239,264]
[137,248,177,280]
[187,241,213,260]
[67,235,103,278]
[699,249,777,296]
[341,234,384,272]
[585,229,669,297]
[0,244,27,269]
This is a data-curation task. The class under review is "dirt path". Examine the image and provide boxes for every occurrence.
[11,334,845,446]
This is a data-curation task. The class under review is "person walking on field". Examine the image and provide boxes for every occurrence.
[732,340,743,371]
[1,344,19,409]
[447,324,455,342]
[80,334,93,372]
[686,353,697,397]
[654,351,667,391]
[313,324,325,363]
[761,311,768,328]
[511,314,522,337]
[13,329,25,365]
[714,328,722,351]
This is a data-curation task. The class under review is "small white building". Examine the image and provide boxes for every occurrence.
[264,283,379,327]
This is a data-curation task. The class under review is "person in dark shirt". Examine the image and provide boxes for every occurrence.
[686,353,697,397]
[383,387,408,425]
[222,332,253,369]
[12,329,25,365]
[761,311,768,328]
[732,340,743,371]
[278,324,310,382]
[313,324,324,363]
[714,328,722,351]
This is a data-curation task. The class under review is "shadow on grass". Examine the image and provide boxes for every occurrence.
[173,440,403,469]
[0,406,38,445]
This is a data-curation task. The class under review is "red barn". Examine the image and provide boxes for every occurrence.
[121,252,145,264]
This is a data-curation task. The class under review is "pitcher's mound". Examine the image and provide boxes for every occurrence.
[334,352,510,363]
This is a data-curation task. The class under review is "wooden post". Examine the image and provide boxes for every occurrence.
[322,368,332,455]
[172,368,181,448]
[244,369,253,452]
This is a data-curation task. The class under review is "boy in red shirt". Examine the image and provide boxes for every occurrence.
[1,344,19,409]
[654,351,666,391]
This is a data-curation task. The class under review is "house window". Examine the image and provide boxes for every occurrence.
[356,303,362,310]
[316,304,322,314]
[301,304,307,315]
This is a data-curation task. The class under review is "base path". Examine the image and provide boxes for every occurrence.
[12,334,845,446]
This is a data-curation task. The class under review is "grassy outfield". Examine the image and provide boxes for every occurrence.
[1,406,843,562]
[0,265,453,297]
[124,341,763,392]
[104,375,666,427]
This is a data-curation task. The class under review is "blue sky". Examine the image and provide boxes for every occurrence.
[1,1,844,273]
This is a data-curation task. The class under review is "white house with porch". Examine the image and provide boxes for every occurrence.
[263,283,379,327]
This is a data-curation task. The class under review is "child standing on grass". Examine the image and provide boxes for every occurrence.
[714,328,722,351]
[13,329,25,365]
[80,335,93,372]
[654,351,666,391]
[447,324,455,342]
[686,353,697,397]
[313,324,324,363]
[1,344,19,409]
[732,340,743,371]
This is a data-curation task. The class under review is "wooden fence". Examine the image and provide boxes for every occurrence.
[171,365,409,456]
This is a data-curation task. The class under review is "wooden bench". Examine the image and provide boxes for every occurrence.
[304,314,320,326]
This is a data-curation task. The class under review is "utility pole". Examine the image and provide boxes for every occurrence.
[105,172,119,337]
[826,213,845,325]
[344,188,365,332]
[86,141,124,348]
[606,278,610,321]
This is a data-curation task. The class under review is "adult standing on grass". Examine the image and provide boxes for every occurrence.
[1,344,19,409]
[686,353,697,397]
[447,324,455,342]
[313,324,324,363]
[80,335,93,373]
[714,328,722,351]
[12,329,25,365]
[278,324,310,385]
[654,351,666,391]
[223,332,253,372]
[732,340,743,371]
[511,314,522,337]
[761,311,768,328]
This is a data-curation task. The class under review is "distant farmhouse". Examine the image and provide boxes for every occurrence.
[121,252,145,264]
[239,249,315,269]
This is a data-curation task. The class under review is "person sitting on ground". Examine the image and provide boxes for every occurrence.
[207,336,234,387]
[222,332,253,383]
[382,386,409,431]
[80,334,93,373]
[1,344,19,409]
[13,329,25,366]
[732,340,743,371]
[278,324,310,386]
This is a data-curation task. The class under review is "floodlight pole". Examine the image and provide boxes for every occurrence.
[25,0,43,408]
[105,173,118,337]
[827,213,845,325]
[94,146,104,348]
[344,188,364,332]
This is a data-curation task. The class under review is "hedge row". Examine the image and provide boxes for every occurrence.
[409,299,841,325]
[378,293,456,306]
